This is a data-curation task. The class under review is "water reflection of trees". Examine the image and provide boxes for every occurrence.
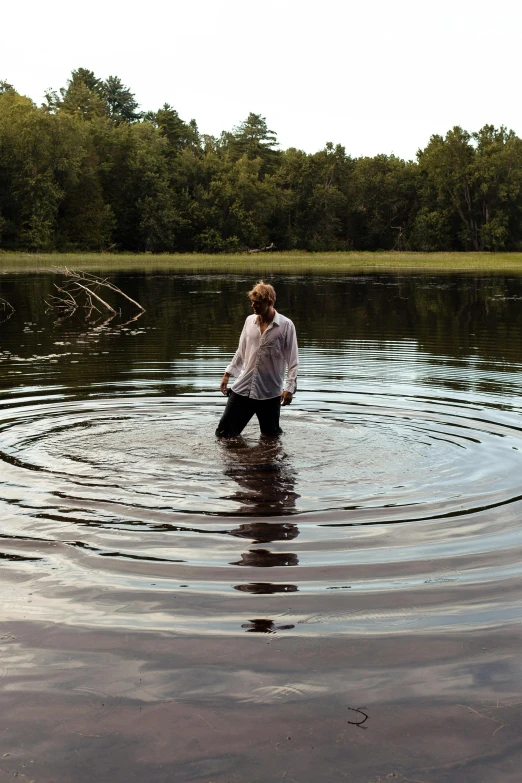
[143,273,522,367]
[4,273,522,397]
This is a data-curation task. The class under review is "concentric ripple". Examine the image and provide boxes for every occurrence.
[2,272,522,638]
[1,394,522,521]
[1,386,522,636]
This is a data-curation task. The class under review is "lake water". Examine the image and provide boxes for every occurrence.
[1,270,522,782]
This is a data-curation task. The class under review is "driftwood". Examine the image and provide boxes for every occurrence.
[0,297,15,324]
[46,268,145,322]
[391,224,409,252]
[247,242,276,254]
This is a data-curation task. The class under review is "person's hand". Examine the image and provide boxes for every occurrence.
[220,373,230,395]
[280,391,293,406]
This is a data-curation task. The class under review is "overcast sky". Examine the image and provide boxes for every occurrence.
[3,0,518,160]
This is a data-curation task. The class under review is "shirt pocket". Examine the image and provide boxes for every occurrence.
[263,335,284,359]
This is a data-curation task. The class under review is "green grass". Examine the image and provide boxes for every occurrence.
[2,250,522,274]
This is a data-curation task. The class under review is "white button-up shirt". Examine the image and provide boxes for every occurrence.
[225,311,298,400]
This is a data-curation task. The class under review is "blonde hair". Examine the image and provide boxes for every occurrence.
[248,280,276,304]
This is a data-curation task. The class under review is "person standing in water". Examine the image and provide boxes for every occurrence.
[216,281,298,437]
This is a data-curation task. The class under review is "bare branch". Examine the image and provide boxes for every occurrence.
[117,310,145,327]
[47,268,145,321]
[54,284,78,306]
[0,296,15,323]
[72,282,116,313]
[100,282,145,312]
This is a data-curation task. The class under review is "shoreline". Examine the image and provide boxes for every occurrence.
[2,250,522,274]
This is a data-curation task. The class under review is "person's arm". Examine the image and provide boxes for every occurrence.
[221,320,248,395]
[281,321,298,405]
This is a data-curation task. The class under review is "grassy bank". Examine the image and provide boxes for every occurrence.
[2,251,522,274]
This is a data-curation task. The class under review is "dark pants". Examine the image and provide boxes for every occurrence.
[216,391,282,438]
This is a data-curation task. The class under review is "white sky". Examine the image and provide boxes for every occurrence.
[3,0,519,161]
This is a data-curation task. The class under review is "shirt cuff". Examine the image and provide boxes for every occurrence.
[284,379,297,394]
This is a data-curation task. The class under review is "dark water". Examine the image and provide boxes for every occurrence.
[1,271,522,782]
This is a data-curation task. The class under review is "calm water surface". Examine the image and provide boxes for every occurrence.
[1,271,522,782]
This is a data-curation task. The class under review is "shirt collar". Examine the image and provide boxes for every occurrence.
[255,310,280,328]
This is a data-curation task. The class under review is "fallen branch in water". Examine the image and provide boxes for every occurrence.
[46,268,145,320]
[72,281,116,314]
[0,296,15,323]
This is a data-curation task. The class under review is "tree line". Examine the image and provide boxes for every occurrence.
[1,69,522,254]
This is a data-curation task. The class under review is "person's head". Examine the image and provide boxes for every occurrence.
[248,281,276,317]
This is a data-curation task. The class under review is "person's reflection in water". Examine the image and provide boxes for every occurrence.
[228,523,299,570]
[231,549,298,567]
[234,582,298,594]
[219,435,299,516]
[228,521,299,544]
[219,436,300,630]
[241,618,296,633]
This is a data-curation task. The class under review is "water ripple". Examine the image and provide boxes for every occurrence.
[1,385,522,636]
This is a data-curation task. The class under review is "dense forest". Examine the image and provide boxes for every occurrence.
[1,69,522,254]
